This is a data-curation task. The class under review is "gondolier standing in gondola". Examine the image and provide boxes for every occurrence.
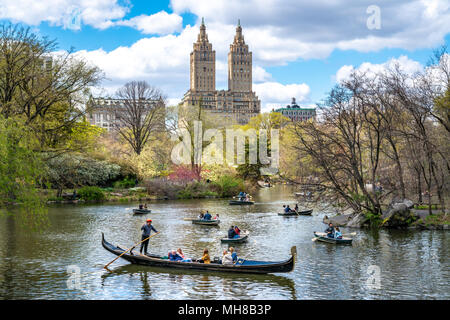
[140,219,158,255]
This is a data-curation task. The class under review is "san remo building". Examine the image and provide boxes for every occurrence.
[181,19,261,125]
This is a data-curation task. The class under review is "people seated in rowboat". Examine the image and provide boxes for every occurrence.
[324,223,335,238]
[234,226,241,236]
[198,212,204,219]
[283,205,294,213]
[228,226,238,239]
[144,203,148,209]
[334,227,343,239]
[294,204,299,212]
[198,249,210,264]
[203,211,212,220]
[139,204,144,210]
[229,247,238,263]
[222,249,234,265]
[213,214,219,220]
[238,191,245,200]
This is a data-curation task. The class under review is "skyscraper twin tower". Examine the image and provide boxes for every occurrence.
[182,18,261,125]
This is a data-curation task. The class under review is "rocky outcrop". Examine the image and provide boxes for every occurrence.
[323,199,418,229]
[379,199,417,228]
[323,212,369,228]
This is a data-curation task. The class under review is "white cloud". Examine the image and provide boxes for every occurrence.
[115,11,183,35]
[253,82,310,112]
[335,55,423,83]
[73,25,198,98]
[0,0,129,30]
[171,0,450,64]
[253,66,272,83]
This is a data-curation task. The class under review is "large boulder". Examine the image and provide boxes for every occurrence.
[347,213,369,228]
[323,214,352,226]
[381,199,417,228]
[323,212,368,228]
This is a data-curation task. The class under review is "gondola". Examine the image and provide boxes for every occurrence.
[220,231,249,243]
[229,200,254,205]
[191,219,220,226]
[102,233,296,274]
[133,208,151,214]
[313,232,353,245]
[277,209,313,216]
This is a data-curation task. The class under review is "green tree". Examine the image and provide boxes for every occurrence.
[0,23,103,154]
[0,116,47,230]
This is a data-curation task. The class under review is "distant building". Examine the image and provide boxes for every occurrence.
[181,19,261,125]
[87,97,163,132]
[273,98,316,122]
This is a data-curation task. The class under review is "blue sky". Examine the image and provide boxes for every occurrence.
[1,0,449,111]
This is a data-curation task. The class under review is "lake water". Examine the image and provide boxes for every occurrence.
[0,185,448,299]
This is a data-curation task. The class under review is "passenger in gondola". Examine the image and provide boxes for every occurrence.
[204,210,212,220]
[245,194,250,202]
[325,223,335,238]
[228,226,237,239]
[238,191,245,200]
[198,212,204,219]
[177,248,192,262]
[169,250,183,261]
[213,213,220,220]
[283,205,289,213]
[222,249,234,265]
[139,204,143,210]
[198,249,210,264]
[334,227,343,239]
[294,204,299,212]
[229,247,238,263]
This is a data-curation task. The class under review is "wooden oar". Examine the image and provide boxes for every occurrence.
[103,232,160,270]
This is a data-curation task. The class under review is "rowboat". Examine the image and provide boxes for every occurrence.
[191,219,220,226]
[133,208,151,214]
[278,209,313,216]
[220,231,249,243]
[313,232,353,245]
[102,233,296,274]
[229,200,254,205]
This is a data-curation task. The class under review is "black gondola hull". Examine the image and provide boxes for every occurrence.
[102,233,295,274]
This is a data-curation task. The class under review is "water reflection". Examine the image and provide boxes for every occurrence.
[100,264,297,300]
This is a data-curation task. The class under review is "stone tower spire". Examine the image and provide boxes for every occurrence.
[190,18,215,92]
[228,20,252,92]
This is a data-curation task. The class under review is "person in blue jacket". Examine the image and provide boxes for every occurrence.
[229,247,238,262]
[140,219,158,255]
[203,210,212,220]
[228,226,236,239]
